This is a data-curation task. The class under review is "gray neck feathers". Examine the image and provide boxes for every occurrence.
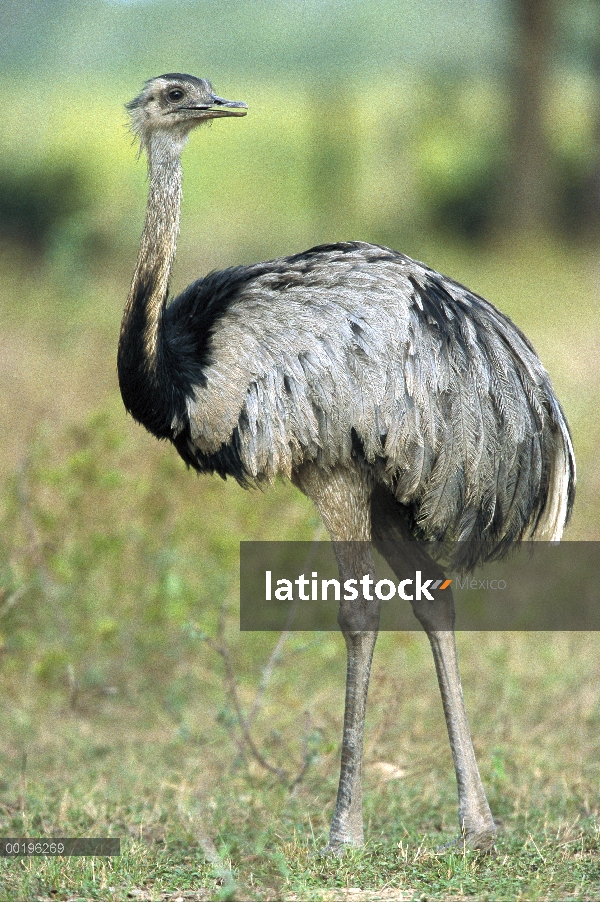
[125,132,186,367]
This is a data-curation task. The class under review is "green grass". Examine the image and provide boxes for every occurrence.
[1,627,600,900]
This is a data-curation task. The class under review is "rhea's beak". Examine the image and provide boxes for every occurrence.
[206,95,248,117]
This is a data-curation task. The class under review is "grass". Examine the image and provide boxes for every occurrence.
[1,628,600,900]
[1,217,600,899]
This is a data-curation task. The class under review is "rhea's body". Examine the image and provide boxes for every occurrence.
[120,238,573,572]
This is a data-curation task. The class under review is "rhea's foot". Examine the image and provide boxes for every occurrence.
[436,827,497,855]
[316,835,364,858]
[316,842,347,859]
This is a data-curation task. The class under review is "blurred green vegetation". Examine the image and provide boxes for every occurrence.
[0,70,598,271]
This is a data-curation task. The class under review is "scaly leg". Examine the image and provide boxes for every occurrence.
[371,486,496,850]
[293,464,379,851]
[423,621,496,849]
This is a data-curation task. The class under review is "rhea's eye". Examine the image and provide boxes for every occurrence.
[167,89,185,103]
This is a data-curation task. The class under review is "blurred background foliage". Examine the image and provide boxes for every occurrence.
[2,0,600,260]
[1,2,600,892]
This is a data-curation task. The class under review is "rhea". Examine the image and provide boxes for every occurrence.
[118,74,575,853]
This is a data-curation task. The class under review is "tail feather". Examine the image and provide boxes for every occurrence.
[533,404,575,542]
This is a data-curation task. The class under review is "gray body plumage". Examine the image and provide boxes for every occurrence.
[166,241,574,570]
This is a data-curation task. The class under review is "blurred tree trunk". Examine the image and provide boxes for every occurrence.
[501,0,556,232]
[583,2,600,235]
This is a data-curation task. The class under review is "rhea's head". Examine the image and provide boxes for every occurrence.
[127,73,247,153]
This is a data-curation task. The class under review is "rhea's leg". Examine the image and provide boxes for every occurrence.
[328,543,379,849]
[411,590,496,849]
[293,463,379,851]
[371,486,496,851]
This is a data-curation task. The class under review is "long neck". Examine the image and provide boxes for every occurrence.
[118,133,185,433]
[125,134,183,364]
